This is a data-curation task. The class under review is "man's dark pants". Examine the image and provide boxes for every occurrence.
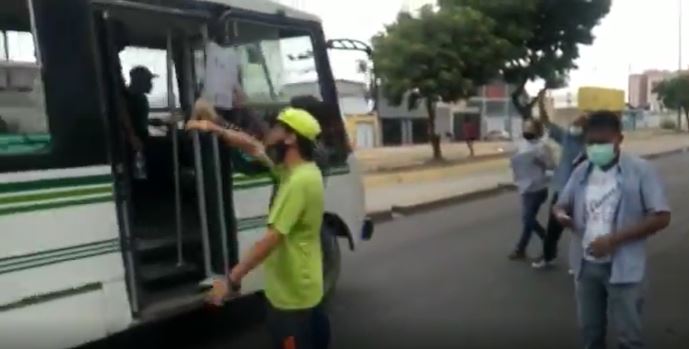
[543,193,565,262]
[516,188,548,253]
[267,302,330,349]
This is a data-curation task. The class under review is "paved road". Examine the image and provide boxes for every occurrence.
[87,152,689,349]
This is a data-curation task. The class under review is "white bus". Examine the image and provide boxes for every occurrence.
[0,1,372,348]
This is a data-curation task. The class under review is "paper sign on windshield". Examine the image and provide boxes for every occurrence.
[204,42,239,110]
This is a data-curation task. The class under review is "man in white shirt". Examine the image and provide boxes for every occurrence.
[509,119,554,260]
[582,165,621,263]
[554,111,671,349]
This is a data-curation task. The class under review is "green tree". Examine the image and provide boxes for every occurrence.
[654,75,689,130]
[372,6,510,159]
[441,0,611,119]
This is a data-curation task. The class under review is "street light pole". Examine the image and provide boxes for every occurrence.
[678,0,683,130]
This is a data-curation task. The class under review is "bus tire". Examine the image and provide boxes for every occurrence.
[321,224,341,300]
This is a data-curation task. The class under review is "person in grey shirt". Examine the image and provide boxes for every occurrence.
[509,119,554,260]
[553,111,671,349]
[533,93,587,269]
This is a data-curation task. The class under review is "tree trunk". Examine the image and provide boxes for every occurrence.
[425,98,442,160]
[684,107,689,132]
[678,109,683,132]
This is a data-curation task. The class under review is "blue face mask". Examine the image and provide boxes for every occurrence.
[586,143,616,168]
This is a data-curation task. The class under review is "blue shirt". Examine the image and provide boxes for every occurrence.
[510,140,553,194]
[549,124,585,192]
[557,154,671,284]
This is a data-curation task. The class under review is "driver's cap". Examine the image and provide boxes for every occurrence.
[277,108,321,141]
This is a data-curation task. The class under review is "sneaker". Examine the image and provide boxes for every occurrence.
[567,269,575,275]
[531,259,554,269]
[508,251,527,261]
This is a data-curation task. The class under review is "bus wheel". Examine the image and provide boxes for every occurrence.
[321,225,341,299]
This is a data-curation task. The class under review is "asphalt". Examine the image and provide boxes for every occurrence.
[83,151,689,349]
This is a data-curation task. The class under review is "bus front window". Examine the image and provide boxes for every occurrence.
[230,22,321,104]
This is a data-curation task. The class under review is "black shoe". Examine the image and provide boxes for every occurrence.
[508,251,527,261]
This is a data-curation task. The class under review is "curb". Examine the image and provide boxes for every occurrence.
[368,147,689,224]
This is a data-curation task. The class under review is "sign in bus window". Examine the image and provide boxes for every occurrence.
[0,27,51,156]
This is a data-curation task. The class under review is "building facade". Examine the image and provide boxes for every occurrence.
[467,82,523,139]
[628,74,648,108]
[628,70,674,112]
[282,79,380,149]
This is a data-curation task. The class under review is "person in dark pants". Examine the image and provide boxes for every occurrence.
[532,92,586,269]
[509,119,554,260]
[462,117,479,157]
[192,105,330,349]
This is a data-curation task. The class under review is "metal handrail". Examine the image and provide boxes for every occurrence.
[192,132,213,277]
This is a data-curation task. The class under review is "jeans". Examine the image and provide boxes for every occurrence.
[267,302,331,349]
[543,193,565,261]
[516,188,548,252]
[576,261,645,349]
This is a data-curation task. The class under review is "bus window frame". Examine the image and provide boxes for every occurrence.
[219,11,349,161]
[0,0,52,171]
[220,10,339,111]
[0,0,112,173]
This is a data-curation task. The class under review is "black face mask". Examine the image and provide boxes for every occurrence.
[523,133,537,141]
[266,141,289,164]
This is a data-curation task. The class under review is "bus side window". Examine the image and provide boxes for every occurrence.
[0,2,51,156]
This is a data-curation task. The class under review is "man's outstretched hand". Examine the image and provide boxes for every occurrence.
[186,119,218,133]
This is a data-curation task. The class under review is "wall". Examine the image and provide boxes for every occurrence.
[344,114,380,149]
[628,74,648,108]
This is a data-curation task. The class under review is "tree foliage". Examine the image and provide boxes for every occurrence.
[441,0,611,119]
[371,5,511,159]
[654,75,689,129]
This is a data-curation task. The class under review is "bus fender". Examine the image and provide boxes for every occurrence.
[323,213,354,251]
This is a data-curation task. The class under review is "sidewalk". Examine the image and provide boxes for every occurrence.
[356,141,510,173]
[364,131,689,216]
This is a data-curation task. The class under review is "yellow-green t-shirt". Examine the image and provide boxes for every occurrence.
[265,162,324,310]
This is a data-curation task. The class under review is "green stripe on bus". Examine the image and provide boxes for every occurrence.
[0,247,121,275]
[0,195,113,216]
[237,216,268,231]
[0,174,113,194]
[0,244,120,271]
[0,239,119,265]
[0,283,102,312]
[0,186,113,206]
[233,167,351,191]
[235,179,274,190]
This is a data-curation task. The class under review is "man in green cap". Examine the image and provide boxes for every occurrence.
[186,106,329,349]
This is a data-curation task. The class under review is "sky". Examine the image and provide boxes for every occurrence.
[282,0,689,96]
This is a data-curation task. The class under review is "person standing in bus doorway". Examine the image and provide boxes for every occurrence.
[553,111,671,349]
[509,119,554,260]
[532,91,587,269]
[125,66,157,180]
[187,106,330,349]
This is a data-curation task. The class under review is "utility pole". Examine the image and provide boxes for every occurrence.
[678,0,683,130]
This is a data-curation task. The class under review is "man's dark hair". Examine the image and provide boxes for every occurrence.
[585,110,622,134]
[289,95,327,125]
